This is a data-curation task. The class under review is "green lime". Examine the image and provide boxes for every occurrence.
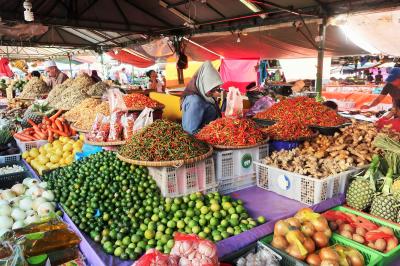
[166,239,174,249]
[122,236,131,246]
[257,216,266,224]
[192,226,201,234]
[167,220,176,228]
[200,206,209,215]
[210,203,221,212]
[144,230,155,240]
[114,247,124,257]
[177,220,185,229]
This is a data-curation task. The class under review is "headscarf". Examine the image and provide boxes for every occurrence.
[181,61,223,104]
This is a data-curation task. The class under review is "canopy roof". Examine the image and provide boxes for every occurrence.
[0,0,398,50]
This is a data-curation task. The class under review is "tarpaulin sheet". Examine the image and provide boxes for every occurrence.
[107,48,154,68]
[0,58,13,77]
[323,91,392,109]
[220,59,258,83]
[220,81,250,93]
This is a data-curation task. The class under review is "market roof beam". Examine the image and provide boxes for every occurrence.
[78,0,99,17]
[124,0,173,27]
[113,0,130,31]
[205,2,226,18]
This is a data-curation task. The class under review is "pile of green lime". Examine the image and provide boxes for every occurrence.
[44,151,266,260]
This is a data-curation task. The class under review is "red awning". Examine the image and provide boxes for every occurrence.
[107,48,155,68]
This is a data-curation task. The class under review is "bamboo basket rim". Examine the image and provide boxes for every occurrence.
[212,138,269,150]
[126,104,165,111]
[84,137,126,146]
[70,124,90,133]
[116,146,213,167]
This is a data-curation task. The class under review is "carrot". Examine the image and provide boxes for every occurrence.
[33,133,41,140]
[49,128,68,137]
[34,129,47,140]
[27,119,40,129]
[52,123,58,130]
[70,127,77,135]
[24,128,35,133]
[55,119,64,132]
[44,116,52,125]
[48,129,54,142]
[50,110,63,121]
[63,123,70,136]
[14,133,35,141]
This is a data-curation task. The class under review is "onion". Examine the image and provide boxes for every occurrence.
[19,197,33,211]
[32,197,46,211]
[0,204,11,216]
[311,217,330,232]
[345,249,364,266]
[8,197,21,208]
[11,207,26,221]
[42,191,54,201]
[313,231,329,248]
[286,244,307,261]
[37,202,55,217]
[303,237,316,253]
[320,259,339,266]
[38,182,48,189]
[271,235,288,250]
[286,217,301,228]
[306,253,322,266]
[25,213,40,225]
[11,184,25,196]
[301,222,315,237]
[12,220,25,230]
[23,178,38,188]
[0,215,13,229]
[0,200,8,206]
[319,247,339,261]
[274,220,290,236]
[1,189,16,200]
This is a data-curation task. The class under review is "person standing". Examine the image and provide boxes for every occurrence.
[146,70,165,92]
[375,70,383,84]
[119,68,129,85]
[362,67,400,111]
[181,61,223,134]
[91,70,101,83]
[43,60,68,89]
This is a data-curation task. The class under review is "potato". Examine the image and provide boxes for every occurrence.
[340,230,353,239]
[355,227,366,237]
[374,239,387,252]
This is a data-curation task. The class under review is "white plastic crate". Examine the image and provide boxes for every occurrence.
[214,144,269,180]
[148,157,217,198]
[218,174,256,194]
[15,138,48,153]
[0,153,21,164]
[254,161,363,205]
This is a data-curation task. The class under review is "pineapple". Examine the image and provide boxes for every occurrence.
[21,101,54,127]
[346,155,380,211]
[371,162,399,222]
[392,179,400,201]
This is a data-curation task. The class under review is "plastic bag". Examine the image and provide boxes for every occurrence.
[171,233,218,266]
[94,116,110,142]
[121,113,135,140]
[108,112,124,142]
[225,87,243,118]
[246,96,275,117]
[133,107,154,133]
[133,249,178,266]
[0,242,26,266]
[376,117,400,132]
[107,89,127,113]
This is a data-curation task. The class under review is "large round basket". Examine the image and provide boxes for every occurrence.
[126,104,165,111]
[117,146,213,167]
[212,139,269,150]
[84,138,126,146]
[70,124,90,133]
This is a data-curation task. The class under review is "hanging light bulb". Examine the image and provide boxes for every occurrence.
[23,0,34,22]
[237,33,241,43]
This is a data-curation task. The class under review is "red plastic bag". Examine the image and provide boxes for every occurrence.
[107,112,124,142]
[376,117,400,132]
[133,249,178,266]
[171,233,218,266]
[108,89,127,113]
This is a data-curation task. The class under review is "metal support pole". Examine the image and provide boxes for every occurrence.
[177,68,184,84]
[67,53,73,77]
[315,17,327,102]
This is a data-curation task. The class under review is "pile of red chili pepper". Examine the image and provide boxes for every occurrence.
[262,121,315,141]
[255,97,348,127]
[118,120,210,161]
[123,93,163,109]
[196,118,265,146]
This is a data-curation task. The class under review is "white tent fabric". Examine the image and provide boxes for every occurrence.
[279,58,332,82]
[334,9,400,56]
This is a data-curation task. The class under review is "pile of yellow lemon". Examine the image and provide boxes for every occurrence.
[22,136,84,175]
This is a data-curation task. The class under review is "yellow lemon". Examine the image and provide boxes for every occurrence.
[45,162,53,168]
[22,151,29,159]
[26,157,32,163]
[54,148,63,157]
[50,154,61,163]
[46,152,52,158]
[43,143,53,151]
[65,155,74,165]
[39,146,46,154]
[37,154,49,165]
[72,141,83,150]
[63,151,72,159]
[63,143,73,152]
[58,158,65,165]
[29,148,39,158]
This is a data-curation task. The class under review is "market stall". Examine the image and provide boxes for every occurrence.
[322,91,392,111]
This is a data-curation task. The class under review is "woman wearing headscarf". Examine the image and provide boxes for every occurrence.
[181,61,223,134]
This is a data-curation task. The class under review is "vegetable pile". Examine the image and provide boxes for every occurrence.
[119,120,210,161]
[123,93,163,109]
[262,121,315,141]
[323,209,398,253]
[264,122,378,178]
[196,118,264,146]
[23,136,83,174]
[71,102,110,131]
[14,110,77,142]
[0,164,24,175]
[87,81,109,97]
[0,178,56,235]
[255,97,348,127]
[44,151,262,260]
[18,77,49,99]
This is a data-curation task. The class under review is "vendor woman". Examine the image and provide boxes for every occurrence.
[362,67,400,113]
[146,70,165,92]
[181,61,223,134]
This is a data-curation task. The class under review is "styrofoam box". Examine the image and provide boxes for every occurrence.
[15,138,48,153]
[254,161,363,205]
[148,157,217,198]
[218,174,256,195]
[214,144,269,180]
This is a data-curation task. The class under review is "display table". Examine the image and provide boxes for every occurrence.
[322,91,392,111]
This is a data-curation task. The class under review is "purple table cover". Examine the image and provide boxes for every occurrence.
[23,160,400,265]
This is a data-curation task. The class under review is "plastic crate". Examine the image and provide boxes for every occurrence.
[261,234,381,266]
[218,174,256,194]
[270,140,301,151]
[214,144,269,180]
[148,157,217,197]
[0,161,31,189]
[15,138,48,153]
[330,206,400,266]
[0,153,21,164]
[254,162,362,205]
